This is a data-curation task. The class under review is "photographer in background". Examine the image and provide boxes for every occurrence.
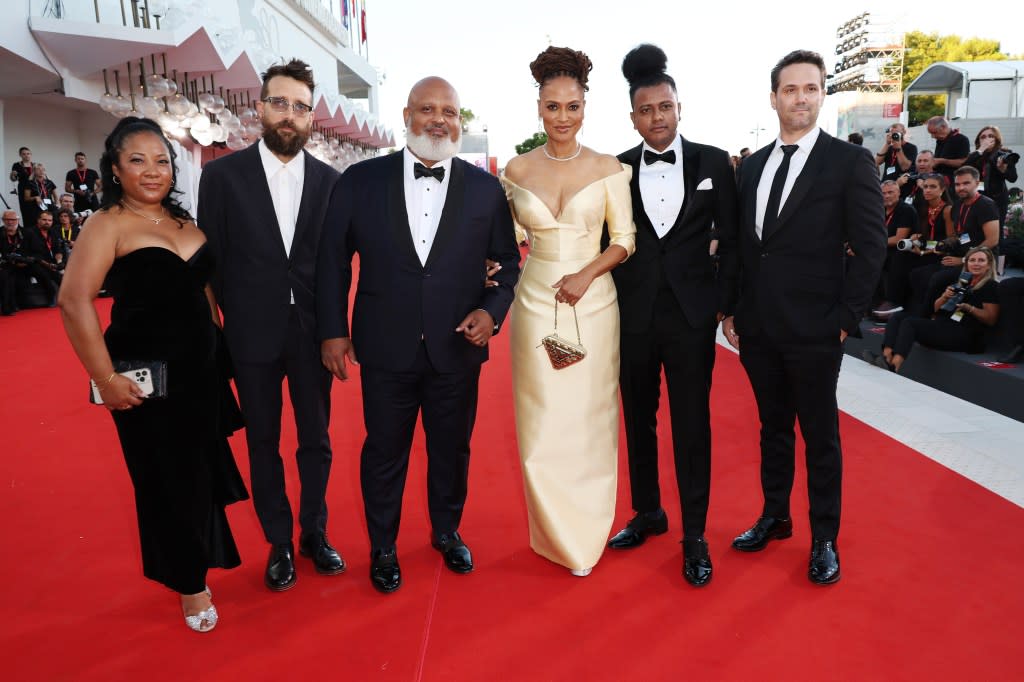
[870,180,920,315]
[20,209,64,305]
[875,173,951,318]
[927,116,971,189]
[966,126,1018,235]
[908,166,1000,316]
[0,210,26,315]
[58,193,91,228]
[18,163,57,232]
[876,123,917,182]
[64,152,101,214]
[896,149,935,201]
[866,246,999,372]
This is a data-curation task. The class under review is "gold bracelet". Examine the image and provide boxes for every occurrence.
[95,372,116,391]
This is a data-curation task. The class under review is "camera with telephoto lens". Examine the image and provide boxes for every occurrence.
[896,238,923,252]
[934,236,967,257]
[940,270,974,313]
[890,131,902,143]
[996,150,1020,166]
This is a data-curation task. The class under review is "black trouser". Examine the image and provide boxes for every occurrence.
[997,277,1024,346]
[883,309,979,358]
[619,288,716,538]
[909,263,960,316]
[233,306,333,545]
[25,262,60,298]
[885,251,941,307]
[359,342,480,552]
[0,266,17,313]
[739,334,844,541]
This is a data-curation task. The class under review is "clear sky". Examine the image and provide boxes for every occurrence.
[365,1,1023,164]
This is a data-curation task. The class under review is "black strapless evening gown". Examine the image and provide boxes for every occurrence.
[104,245,248,594]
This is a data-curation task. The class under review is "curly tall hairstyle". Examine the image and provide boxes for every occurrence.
[530,46,592,92]
[621,44,676,106]
[99,117,192,227]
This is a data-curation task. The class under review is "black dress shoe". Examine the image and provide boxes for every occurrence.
[431,531,474,574]
[299,532,346,575]
[265,542,297,591]
[997,345,1024,364]
[607,509,669,549]
[369,548,401,593]
[731,516,793,552]
[682,536,713,587]
[808,540,841,585]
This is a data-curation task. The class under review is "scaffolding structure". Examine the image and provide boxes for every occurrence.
[827,12,905,95]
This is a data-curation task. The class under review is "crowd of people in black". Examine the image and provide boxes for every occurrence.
[2,148,100,314]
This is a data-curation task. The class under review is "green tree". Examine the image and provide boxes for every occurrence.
[459,107,475,132]
[902,32,1009,126]
[515,132,547,155]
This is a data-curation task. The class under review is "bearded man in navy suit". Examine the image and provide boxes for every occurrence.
[317,76,520,594]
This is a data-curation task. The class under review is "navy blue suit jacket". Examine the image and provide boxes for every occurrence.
[316,152,520,373]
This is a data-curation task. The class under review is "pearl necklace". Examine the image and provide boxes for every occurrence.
[543,142,582,162]
[121,200,166,225]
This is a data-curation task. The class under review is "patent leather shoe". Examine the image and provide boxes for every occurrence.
[682,536,713,587]
[607,509,668,549]
[808,540,841,585]
[264,542,297,591]
[370,548,401,593]
[731,516,793,552]
[431,531,474,574]
[997,345,1024,364]
[299,532,346,575]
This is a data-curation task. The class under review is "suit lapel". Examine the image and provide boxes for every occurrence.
[622,143,657,238]
[424,158,465,268]
[666,136,700,237]
[242,144,288,257]
[387,152,421,268]
[765,132,832,239]
[289,151,319,261]
[742,145,772,242]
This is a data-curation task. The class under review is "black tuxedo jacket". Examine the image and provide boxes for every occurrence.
[197,144,341,363]
[316,152,521,373]
[734,131,886,341]
[614,136,738,332]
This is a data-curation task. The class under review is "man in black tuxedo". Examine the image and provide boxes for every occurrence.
[721,50,885,585]
[607,44,737,587]
[198,59,345,592]
[317,76,520,594]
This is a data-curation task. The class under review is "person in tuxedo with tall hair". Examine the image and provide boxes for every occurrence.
[198,58,346,592]
[606,44,737,587]
[317,76,520,594]
[721,50,885,585]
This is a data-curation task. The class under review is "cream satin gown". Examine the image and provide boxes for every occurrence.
[500,165,636,572]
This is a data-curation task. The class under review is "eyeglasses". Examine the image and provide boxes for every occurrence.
[262,97,313,117]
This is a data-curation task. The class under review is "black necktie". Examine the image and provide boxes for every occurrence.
[414,162,445,182]
[762,144,798,236]
[644,149,676,165]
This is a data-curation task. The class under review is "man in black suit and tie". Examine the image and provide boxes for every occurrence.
[198,59,345,592]
[317,77,520,594]
[606,45,737,587]
[721,50,885,584]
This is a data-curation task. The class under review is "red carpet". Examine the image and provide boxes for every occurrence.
[2,300,1022,680]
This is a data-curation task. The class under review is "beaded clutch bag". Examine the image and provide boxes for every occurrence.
[538,301,586,370]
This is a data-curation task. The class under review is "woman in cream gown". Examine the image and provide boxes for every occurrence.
[500,47,636,576]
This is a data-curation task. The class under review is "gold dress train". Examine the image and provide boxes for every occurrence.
[500,165,636,571]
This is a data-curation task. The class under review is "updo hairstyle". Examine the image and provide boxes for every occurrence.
[99,117,192,227]
[530,46,593,92]
[621,44,677,105]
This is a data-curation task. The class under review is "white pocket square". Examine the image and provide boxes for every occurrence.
[696,178,713,191]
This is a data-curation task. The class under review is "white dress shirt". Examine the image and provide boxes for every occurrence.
[403,147,452,266]
[258,139,305,303]
[638,135,685,239]
[755,126,820,239]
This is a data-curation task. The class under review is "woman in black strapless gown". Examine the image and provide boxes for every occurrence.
[59,118,247,633]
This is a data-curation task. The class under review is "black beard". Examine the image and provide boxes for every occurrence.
[263,121,309,157]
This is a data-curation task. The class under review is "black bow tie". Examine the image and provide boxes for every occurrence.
[644,149,676,165]
[414,162,445,182]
